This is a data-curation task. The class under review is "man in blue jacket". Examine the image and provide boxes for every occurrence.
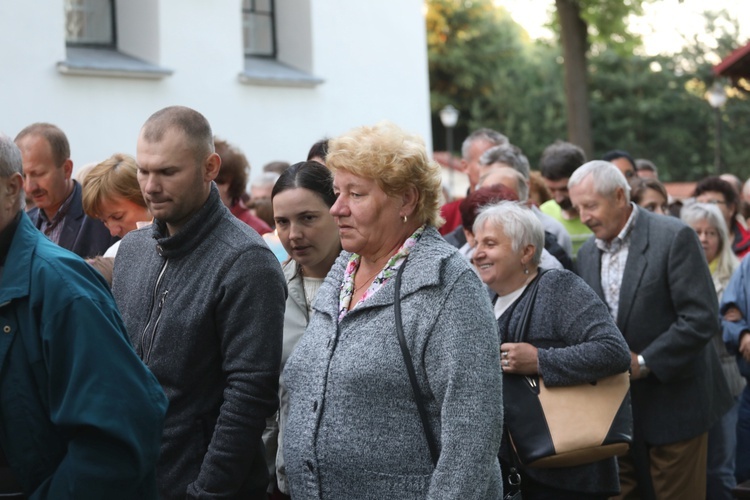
[0,134,168,499]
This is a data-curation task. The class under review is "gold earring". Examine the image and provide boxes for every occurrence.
[402,215,407,223]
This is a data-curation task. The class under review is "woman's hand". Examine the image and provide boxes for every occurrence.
[500,342,538,375]
[740,332,750,362]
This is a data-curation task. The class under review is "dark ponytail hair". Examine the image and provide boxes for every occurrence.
[272,161,336,207]
[307,139,329,162]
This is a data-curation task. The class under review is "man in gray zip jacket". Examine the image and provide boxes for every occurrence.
[112,106,286,499]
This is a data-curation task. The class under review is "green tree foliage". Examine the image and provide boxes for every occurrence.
[427,0,567,162]
[575,0,645,55]
[427,0,526,141]
[427,2,750,181]
[684,11,750,180]
[589,10,750,181]
[588,51,713,180]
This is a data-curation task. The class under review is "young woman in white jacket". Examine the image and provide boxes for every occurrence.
[264,160,341,498]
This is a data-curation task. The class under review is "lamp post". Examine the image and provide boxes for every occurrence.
[439,104,460,195]
[706,82,727,175]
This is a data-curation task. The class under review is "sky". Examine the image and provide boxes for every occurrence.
[498,0,750,60]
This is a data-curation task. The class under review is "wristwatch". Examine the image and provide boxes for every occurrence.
[637,354,650,377]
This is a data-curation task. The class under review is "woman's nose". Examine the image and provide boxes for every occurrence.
[330,196,346,217]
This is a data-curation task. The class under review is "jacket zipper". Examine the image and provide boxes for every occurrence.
[141,260,169,364]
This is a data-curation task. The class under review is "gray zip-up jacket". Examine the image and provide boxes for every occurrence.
[283,226,504,499]
[112,184,286,499]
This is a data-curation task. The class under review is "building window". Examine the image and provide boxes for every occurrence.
[65,0,116,46]
[59,0,171,79]
[243,0,276,58]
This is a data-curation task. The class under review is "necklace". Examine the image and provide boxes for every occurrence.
[353,268,381,293]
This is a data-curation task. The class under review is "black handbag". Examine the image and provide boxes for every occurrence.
[503,271,633,468]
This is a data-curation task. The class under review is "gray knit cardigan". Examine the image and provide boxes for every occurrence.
[283,226,504,499]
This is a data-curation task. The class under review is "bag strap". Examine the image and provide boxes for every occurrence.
[503,429,523,498]
[394,258,439,467]
[512,270,547,344]
[503,270,548,494]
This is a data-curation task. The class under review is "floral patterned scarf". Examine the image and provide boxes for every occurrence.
[338,225,425,322]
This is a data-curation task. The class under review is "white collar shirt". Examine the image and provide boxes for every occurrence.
[595,203,638,320]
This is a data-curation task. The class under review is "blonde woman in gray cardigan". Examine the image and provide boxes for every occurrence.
[283,122,504,499]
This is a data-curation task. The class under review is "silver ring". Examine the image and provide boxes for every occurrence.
[502,359,509,367]
[501,351,508,358]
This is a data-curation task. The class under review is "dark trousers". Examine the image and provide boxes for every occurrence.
[737,385,750,484]
[707,397,739,500]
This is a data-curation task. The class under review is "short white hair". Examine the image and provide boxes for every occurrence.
[479,144,530,179]
[569,160,631,202]
[480,167,529,202]
[0,134,24,210]
[0,134,22,178]
[473,201,544,265]
[461,128,508,160]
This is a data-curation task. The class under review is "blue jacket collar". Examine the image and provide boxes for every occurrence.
[0,212,37,304]
[0,211,21,266]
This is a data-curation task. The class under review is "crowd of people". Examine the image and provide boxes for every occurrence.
[1,107,749,499]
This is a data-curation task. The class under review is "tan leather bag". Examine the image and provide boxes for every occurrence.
[505,371,631,468]
[503,271,633,468]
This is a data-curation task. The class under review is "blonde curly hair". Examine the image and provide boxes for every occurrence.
[326,121,444,227]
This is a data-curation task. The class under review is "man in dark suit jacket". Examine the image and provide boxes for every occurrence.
[15,123,114,258]
[571,160,732,500]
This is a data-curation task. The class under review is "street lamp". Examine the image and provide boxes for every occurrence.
[706,82,727,175]
[439,105,460,194]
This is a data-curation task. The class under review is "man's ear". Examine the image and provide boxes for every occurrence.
[459,158,468,173]
[204,153,221,182]
[728,202,738,219]
[612,186,625,206]
[5,173,23,207]
[62,159,73,180]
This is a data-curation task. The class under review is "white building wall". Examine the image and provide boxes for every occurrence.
[0,0,432,181]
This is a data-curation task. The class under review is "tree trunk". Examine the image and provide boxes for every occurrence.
[555,0,593,159]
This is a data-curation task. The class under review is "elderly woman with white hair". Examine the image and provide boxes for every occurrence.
[682,203,740,301]
[682,202,744,499]
[472,201,631,499]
